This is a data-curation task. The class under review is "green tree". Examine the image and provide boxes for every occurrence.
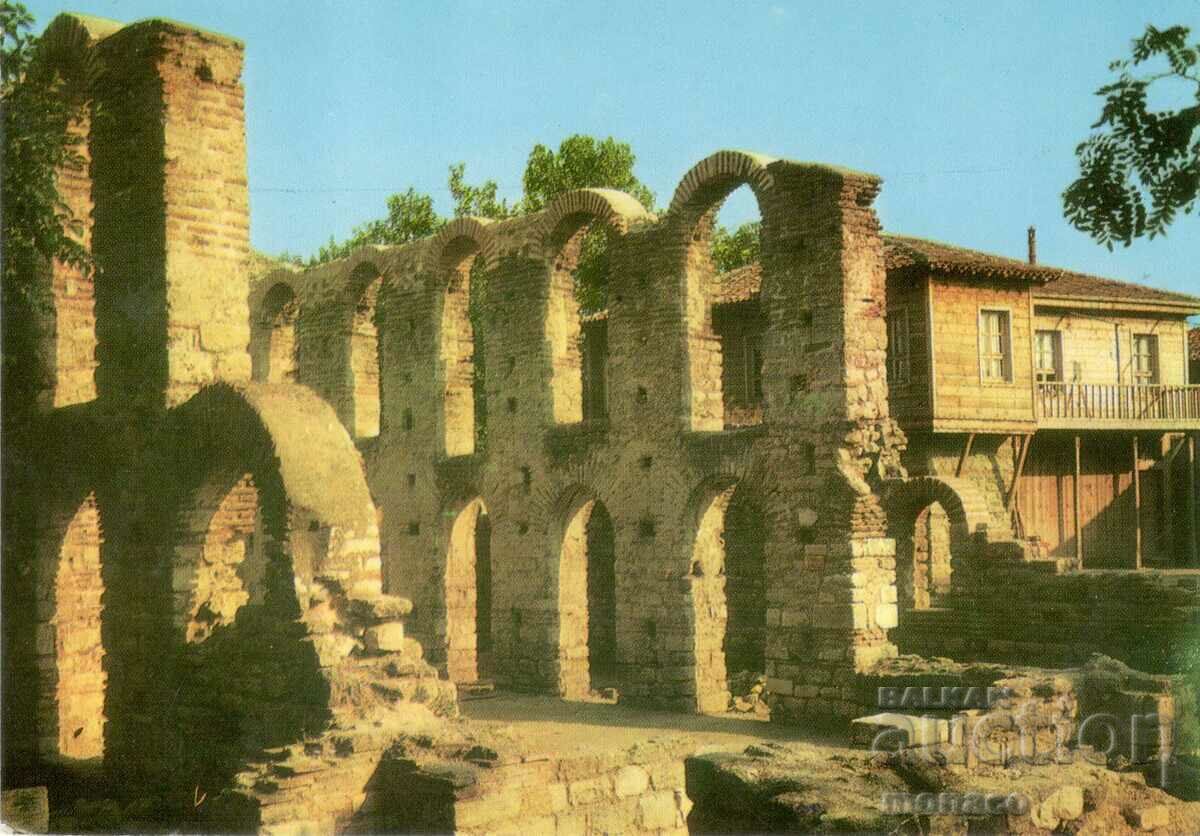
[2,2,98,296]
[1063,24,1199,248]
[448,162,514,220]
[312,187,443,263]
[521,134,655,213]
[711,220,761,273]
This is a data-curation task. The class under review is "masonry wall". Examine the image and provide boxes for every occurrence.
[2,17,456,832]
[251,153,908,720]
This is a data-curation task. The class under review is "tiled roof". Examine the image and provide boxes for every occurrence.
[713,263,762,305]
[884,235,1063,283]
[1036,272,1200,307]
[705,237,1199,312]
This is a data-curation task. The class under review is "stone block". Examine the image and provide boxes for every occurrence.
[613,765,650,798]
[1128,804,1170,831]
[363,622,405,652]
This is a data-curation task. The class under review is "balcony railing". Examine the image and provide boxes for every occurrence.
[1036,382,1200,427]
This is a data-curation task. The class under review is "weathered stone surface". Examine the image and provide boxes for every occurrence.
[2,787,49,834]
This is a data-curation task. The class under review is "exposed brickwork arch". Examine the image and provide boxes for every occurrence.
[666,151,779,432]
[35,491,108,762]
[250,281,301,384]
[534,188,654,252]
[442,496,489,685]
[549,484,617,700]
[683,475,771,713]
[430,220,495,458]
[667,150,778,223]
[169,382,380,599]
[535,190,652,426]
[425,217,498,276]
[882,476,991,616]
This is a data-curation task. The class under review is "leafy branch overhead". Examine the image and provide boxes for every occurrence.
[2,1,101,296]
[1063,24,1200,248]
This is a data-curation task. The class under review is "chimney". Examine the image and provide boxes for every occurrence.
[1027,226,1037,265]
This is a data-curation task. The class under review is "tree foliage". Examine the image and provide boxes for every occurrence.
[2,2,98,296]
[1064,24,1200,248]
[521,134,655,213]
[711,220,761,273]
[313,187,443,263]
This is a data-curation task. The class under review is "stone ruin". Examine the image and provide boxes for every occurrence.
[3,12,1196,835]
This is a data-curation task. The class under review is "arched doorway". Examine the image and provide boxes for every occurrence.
[689,481,768,713]
[900,501,953,611]
[445,498,491,684]
[557,492,618,699]
[36,493,107,761]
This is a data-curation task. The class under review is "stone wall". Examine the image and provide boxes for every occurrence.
[251,154,909,720]
[1,15,455,831]
[896,565,1199,673]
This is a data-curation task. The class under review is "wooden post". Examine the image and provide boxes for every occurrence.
[1074,434,1084,567]
[956,432,976,479]
[1133,434,1142,569]
[1006,433,1032,511]
[1188,434,1198,566]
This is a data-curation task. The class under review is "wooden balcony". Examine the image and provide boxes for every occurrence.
[1036,382,1200,429]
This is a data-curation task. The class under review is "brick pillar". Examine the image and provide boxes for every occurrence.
[754,162,906,719]
[91,21,250,412]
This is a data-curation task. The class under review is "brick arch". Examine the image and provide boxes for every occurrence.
[430,219,495,458]
[667,151,779,432]
[440,495,491,685]
[882,476,990,614]
[535,190,652,426]
[250,279,301,384]
[667,149,778,222]
[35,490,109,762]
[883,476,991,540]
[169,382,379,600]
[683,475,771,713]
[425,217,499,275]
[548,483,617,700]
[534,187,654,252]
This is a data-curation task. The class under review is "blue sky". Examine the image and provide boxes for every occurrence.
[27,1,1200,297]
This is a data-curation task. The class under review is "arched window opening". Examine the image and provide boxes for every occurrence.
[445,498,490,684]
[547,214,612,424]
[173,473,268,644]
[37,494,106,761]
[690,482,768,713]
[558,495,617,699]
[898,501,953,613]
[684,183,765,431]
[255,282,299,384]
[440,239,484,456]
[350,272,382,439]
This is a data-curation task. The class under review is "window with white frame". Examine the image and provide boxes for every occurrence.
[887,308,911,385]
[1133,333,1159,384]
[1034,330,1062,382]
[979,309,1012,382]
